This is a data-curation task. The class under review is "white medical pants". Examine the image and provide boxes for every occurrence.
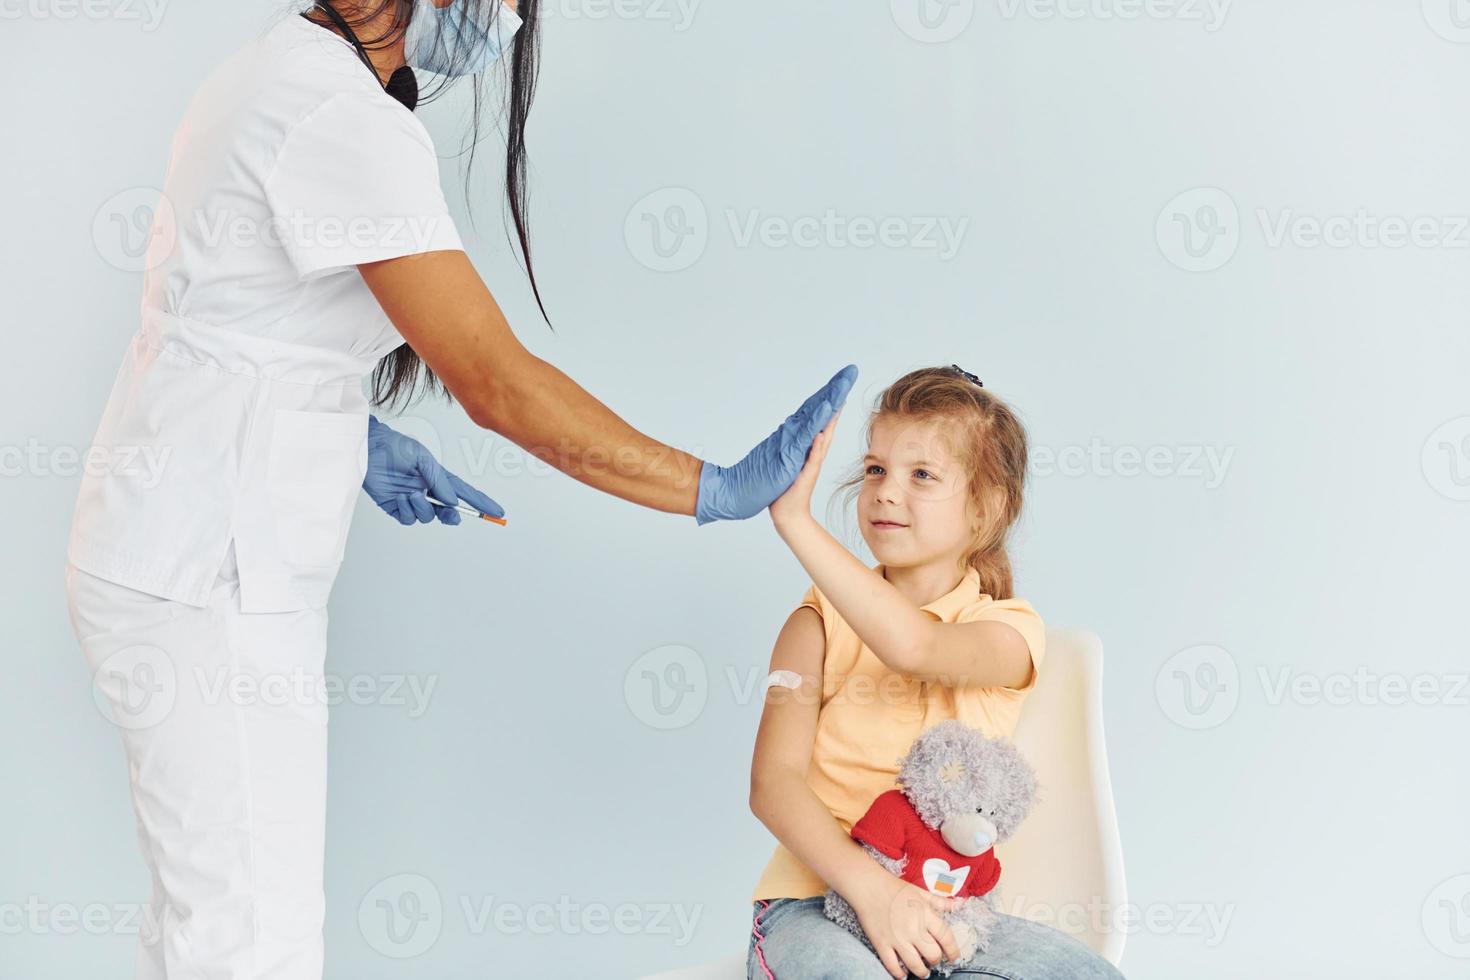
[64,538,329,980]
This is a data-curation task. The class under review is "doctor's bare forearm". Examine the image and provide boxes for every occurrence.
[357,249,700,516]
[480,349,702,515]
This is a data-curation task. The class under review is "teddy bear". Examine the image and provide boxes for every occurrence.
[823,719,1039,975]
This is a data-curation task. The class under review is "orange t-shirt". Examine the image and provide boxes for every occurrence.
[750,563,1046,902]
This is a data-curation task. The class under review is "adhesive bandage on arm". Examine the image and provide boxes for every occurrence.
[765,669,803,692]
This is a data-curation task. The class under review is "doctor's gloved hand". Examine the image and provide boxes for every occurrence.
[364,415,505,526]
[694,364,858,525]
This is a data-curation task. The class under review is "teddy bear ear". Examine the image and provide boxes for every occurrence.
[938,758,966,786]
[990,739,1039,801]
[993,740,1040,787]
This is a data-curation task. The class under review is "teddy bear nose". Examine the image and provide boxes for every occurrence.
[973,829,994,850]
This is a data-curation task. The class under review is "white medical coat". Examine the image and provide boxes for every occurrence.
[67,14,463,613]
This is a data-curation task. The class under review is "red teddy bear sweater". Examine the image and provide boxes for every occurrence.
[850,789,1002,900]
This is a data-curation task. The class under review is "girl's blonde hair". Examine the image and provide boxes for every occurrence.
[835,366,1029,600]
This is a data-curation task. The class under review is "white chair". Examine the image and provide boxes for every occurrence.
[998,627,1127,965]
[639,628,1126,979]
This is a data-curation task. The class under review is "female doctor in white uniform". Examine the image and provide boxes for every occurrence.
[62,1,858,976]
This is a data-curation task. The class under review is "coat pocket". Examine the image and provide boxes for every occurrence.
[265,409,368,568]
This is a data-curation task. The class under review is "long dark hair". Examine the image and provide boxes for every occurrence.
[307,0,549,412]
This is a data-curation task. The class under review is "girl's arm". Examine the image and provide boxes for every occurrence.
[768,415,1032,689]
[749,606,960,980]
[749,607,880,899]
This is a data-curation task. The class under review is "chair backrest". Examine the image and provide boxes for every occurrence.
[995,627,1127,965]
[637,628,1128,980]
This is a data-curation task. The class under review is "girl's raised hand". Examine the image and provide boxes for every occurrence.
[769,408,840,527]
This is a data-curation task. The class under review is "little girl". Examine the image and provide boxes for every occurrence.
[747,366,1126,980]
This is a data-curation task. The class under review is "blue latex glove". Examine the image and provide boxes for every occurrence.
[364,415,506,526]
[695,364,859,525]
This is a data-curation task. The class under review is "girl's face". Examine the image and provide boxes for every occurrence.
[857,415,979,572]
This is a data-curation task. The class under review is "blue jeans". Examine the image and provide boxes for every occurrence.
[746,897,1125,980]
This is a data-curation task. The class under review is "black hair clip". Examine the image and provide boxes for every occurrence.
[951,364,984,387]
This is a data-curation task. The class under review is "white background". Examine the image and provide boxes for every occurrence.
[3,0,1469,976]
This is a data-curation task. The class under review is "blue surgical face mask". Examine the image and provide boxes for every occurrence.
[403,0,523,77]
